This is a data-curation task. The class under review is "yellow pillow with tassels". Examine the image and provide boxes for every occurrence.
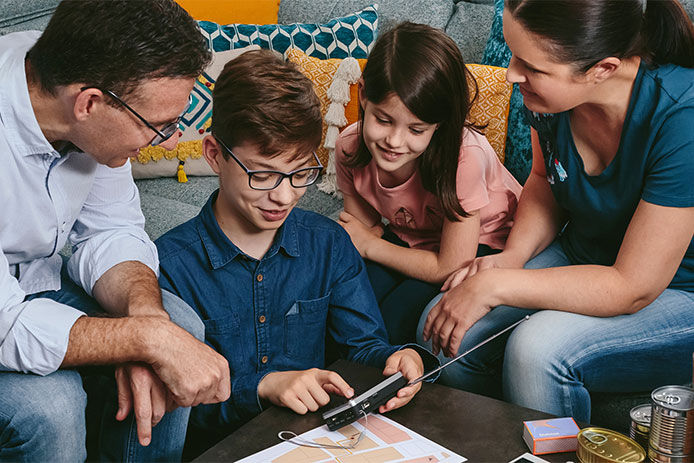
[175,0,280,24]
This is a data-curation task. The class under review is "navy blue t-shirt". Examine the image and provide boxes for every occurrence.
[526,63,694,291]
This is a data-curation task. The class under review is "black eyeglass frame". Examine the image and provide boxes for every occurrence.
[80,86,190,146]
[213,135,324,191]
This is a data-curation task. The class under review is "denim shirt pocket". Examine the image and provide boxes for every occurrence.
[284,295,330,361]
[201,312,243,360]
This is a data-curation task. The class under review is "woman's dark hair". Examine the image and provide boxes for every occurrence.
[27,0,212,100]
[211,49,322,161]
[346,22,483,221]
[506,0,694,71]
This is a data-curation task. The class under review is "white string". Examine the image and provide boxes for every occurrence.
[278,410,368,449]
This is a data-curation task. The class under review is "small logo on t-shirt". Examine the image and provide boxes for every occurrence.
[393,207,416,229]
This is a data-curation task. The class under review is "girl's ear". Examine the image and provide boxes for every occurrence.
[357,77,366,110]
[202,135,224,175]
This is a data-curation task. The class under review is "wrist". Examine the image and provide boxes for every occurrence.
[139,317,175,364]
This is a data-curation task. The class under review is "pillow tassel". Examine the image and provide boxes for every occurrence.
[318,56,362,197]
[177,161,188,183]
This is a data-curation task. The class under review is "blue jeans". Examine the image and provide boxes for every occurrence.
[368,227,499,344]
[0,263,203,462]
[416,240,694,422]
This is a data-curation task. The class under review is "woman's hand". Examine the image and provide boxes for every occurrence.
[378,348,424,413]
[441,251,525,291]
[338,211,383,258]
[423,271,497,357]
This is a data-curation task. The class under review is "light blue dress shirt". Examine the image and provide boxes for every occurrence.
[0,31,158,375]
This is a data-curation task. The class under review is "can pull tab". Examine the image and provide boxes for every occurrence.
[663,394,681,405]
[583,430,608,445]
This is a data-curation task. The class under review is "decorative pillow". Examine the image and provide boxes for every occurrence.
[466,64,513,162]
[481,0,532,183]
[285,48,366,168]
[197,4,378,59]
[131,45,260,180]
[175,0,280,24]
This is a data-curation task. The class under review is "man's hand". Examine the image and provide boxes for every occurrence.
[257,369,354,415]
[338,211,383,258]
[379,348,424,413]
[115,363,172,446]
[423,272,496,357]
[147,320,231,408]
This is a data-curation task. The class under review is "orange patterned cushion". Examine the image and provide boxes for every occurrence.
[466,64,512,162]
[285,48,366,167]
[175,0,280,24]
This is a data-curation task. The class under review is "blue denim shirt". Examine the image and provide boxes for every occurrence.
[156,191,431,429]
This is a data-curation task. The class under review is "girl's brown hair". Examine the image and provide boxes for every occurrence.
[345,22,483,221]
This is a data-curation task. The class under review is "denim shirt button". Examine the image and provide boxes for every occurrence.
[258,315,266,323]
[261,355,268,364]
[256,274,263,282]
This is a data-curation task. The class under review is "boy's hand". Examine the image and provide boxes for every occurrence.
[338,211,383,258]
[378,348,424,413]
[258,369,354,415]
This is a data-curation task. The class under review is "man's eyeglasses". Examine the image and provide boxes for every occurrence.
[214,136,323,191]
[81,87,191,146]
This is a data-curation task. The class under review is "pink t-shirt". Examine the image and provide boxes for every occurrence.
[335,122,522,252]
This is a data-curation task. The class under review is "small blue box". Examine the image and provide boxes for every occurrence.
[523,417,580,455]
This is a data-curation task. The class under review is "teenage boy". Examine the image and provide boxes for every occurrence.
[0,1,229,461]
[156,49,436,452]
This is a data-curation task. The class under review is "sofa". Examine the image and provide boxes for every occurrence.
[3,0,693,436]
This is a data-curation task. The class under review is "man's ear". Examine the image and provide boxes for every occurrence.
[587,57,621,83]
[73,86,103,122]
[202,135,224,175]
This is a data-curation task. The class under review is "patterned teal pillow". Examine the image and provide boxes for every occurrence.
[198,4,379,59]
[481,0,531,184]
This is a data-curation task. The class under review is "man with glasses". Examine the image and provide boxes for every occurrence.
[0,1,230,461]
[155,49,436,458]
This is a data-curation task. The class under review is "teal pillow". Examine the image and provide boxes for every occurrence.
[481,0,531,184]
[198,4,378,59]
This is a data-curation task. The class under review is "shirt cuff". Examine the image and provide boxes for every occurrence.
[0,298,85,375]
[68,232,159,296]
[232,371,269,421]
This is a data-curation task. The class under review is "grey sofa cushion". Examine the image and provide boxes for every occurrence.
[0,0,58,35]
[278,0,455,35]
[444,2,494,63]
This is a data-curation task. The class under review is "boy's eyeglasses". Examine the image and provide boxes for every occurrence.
[214,136,323,191]
[81,87,191,146]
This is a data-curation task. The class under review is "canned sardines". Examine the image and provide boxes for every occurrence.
[577,427,646,463]
[649,385,694,463]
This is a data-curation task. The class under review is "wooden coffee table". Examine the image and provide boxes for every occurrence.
[194,359,581,462]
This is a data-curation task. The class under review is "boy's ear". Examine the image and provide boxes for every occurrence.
[586,57,621,84]
[202,135,224,175]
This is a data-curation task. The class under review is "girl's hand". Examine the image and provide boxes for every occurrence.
[441,251,525,291]
[378,348,424,413]
[423,272,496,357]
[338,211,383,257]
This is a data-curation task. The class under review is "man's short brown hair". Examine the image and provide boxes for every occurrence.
[211,49,322,160]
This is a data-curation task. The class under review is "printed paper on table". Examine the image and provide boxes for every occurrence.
[237,414,467,463]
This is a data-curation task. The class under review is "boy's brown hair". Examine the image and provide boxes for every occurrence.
[211,49,322,160]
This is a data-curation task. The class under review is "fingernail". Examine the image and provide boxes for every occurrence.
[347,389,354,398]
[143,437,151,446]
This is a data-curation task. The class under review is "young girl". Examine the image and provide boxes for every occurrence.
[335,22,522,344]
[419,0,694,423]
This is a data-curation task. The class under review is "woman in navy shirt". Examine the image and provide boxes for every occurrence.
[417,0,694,422]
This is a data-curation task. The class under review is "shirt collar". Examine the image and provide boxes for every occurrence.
[0,31,60,158]
[197,190,301,270]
